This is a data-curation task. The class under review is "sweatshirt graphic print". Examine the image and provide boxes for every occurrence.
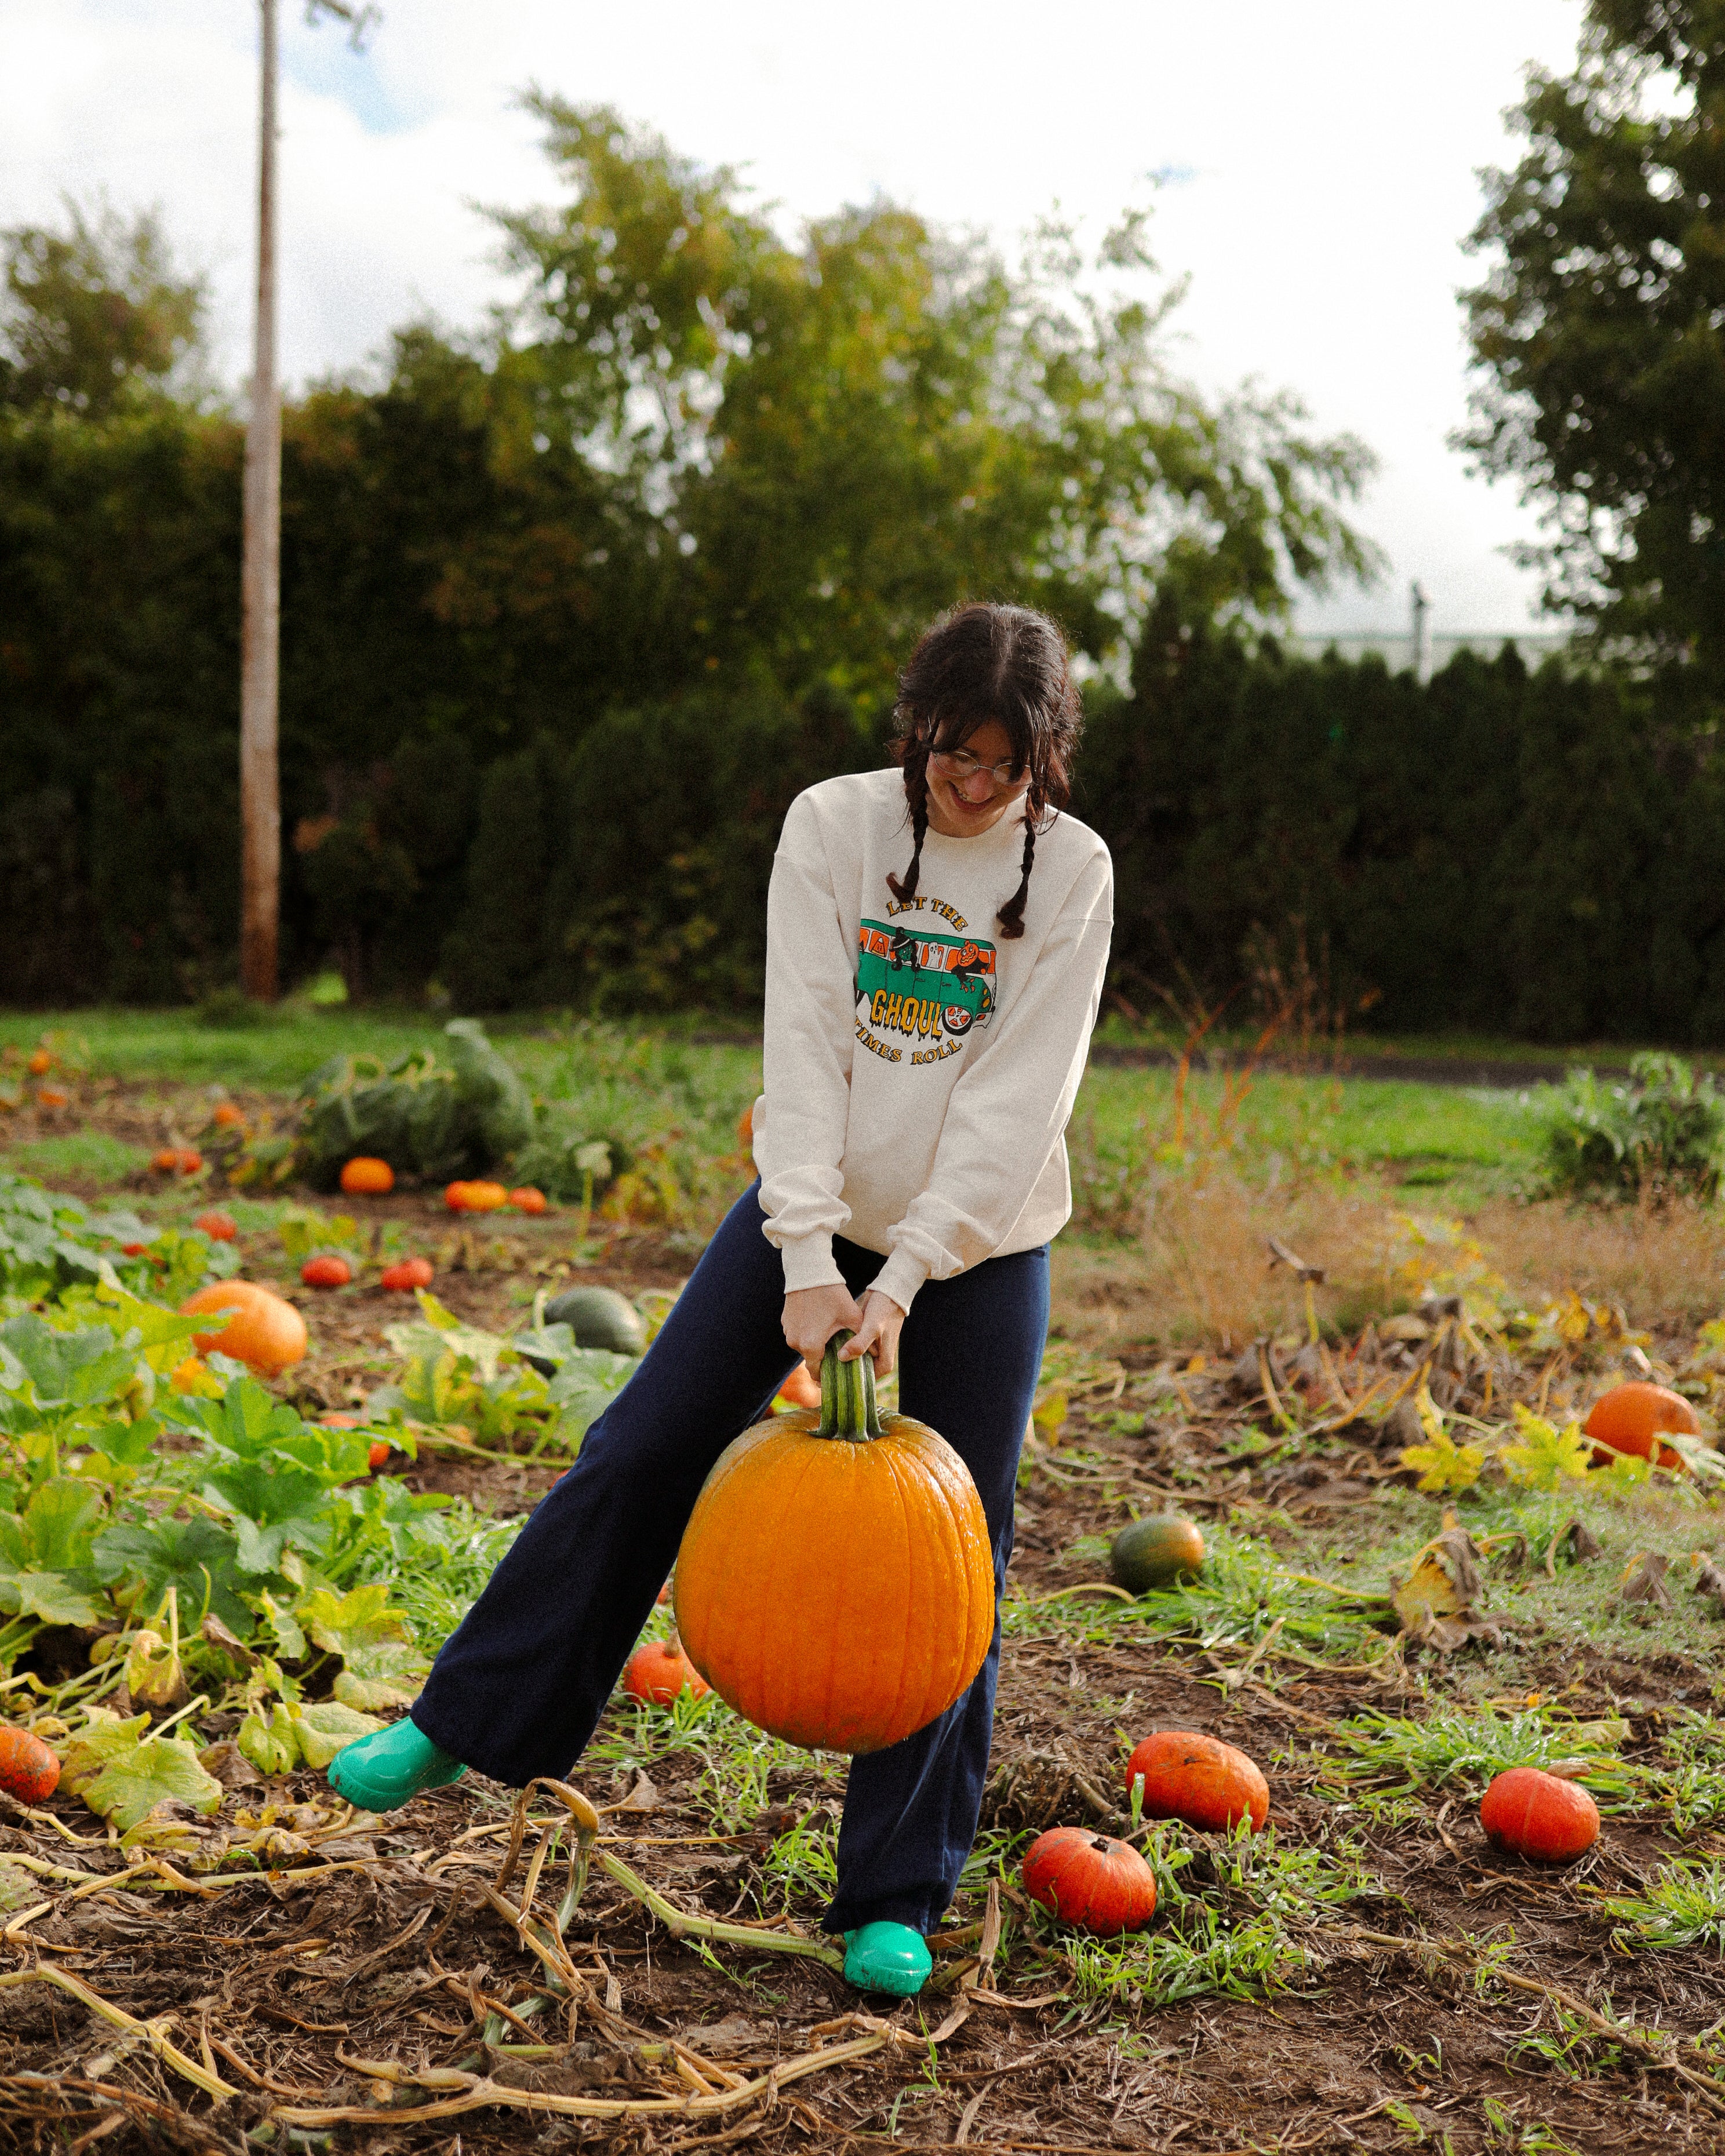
[753,767,1113,1315]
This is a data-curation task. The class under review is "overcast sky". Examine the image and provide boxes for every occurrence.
[3,0,1586,636]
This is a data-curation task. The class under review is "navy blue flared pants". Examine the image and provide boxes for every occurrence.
[412,1183,1048,1936]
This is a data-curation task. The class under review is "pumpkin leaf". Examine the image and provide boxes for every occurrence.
[92,1516,253,1634]
[1399,1428,1486,1495]
[0,1568,105,1627]
[299,1583,428,1702]
[1500,1407,1592,1491]
[238,1699,299,1778]
[290,1699,384,1770]
[60,1711,223,1831]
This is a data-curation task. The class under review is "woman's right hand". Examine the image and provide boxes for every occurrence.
[782,1284,863,1374]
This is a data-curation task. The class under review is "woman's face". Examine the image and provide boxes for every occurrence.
[923,718,1028,839]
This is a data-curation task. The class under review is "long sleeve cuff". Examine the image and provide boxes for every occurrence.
[777,1231,846,1295]
[869,1247,931,1317]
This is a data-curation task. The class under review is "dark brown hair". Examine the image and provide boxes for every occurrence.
[886,602,1082,939]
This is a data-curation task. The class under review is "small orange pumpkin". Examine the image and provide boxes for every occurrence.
[1584,1380,1701,1469]
[1022,1827,1157,1935]
[1126,1729,1269,1833]
[212,1102,245,1128]
[508,1186,548,1215]
[26,1050,52,1077]
[301,1254,352,1290]
[181,1280,307,1375]
[0,1725,61,1804]
[151,1146,202,1175]
[774,1361,823,1411]
[170,1356,210,1393]
[37,1087,69,1109]
[380,1257,434,1292]
[623,1636,711,1706]
[1480,1767,1599,1863]
[449,1179,508,1213]
[675,1335,994,1753]
[368,1438,392,1472]
[341,1156,395,1196]
[195,1210,238,1243]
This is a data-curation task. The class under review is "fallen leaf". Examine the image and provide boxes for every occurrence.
[1392,1527,1483,1632]
[1620,1552,1673,1609]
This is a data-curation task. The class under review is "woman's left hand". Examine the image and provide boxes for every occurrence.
[840,1289,906,1377]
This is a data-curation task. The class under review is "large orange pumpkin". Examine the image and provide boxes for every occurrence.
[674,1335,995,1753]
[1584,1380,1702,1469]
[1125,1729,1269,1833]
[181,1280,307,1376]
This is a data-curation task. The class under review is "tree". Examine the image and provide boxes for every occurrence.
[495,97,1381,702]
[0,199,206,416]
[1460,1,1725,672]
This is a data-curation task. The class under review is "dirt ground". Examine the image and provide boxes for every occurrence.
[5,1088,1725,2153]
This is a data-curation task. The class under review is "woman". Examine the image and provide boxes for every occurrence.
[329,601,1114,1999]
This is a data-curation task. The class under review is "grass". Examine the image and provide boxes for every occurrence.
[1600,1857,1725,1955]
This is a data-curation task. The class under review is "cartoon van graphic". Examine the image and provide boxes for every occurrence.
[855,919,996,1044]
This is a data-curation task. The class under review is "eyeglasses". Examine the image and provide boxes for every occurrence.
[930,748,1028,792]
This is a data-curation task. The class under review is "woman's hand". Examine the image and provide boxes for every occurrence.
[845,1289,905,1376]
[782,1285,907,1378]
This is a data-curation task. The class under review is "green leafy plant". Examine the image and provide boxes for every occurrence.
[1540,1053,1725,1201]
[296,1018,534,1188]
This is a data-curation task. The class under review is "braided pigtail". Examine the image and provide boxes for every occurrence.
[887,738,931,905]
[996,799,1040,939]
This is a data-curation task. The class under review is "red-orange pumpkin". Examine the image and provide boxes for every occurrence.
[675,1335,995,1753]
[508,1186,548,1215]
[301,1254,352,1290]
[340,1156,395,1196]
[1479,1768,1599,1863]
[0,1725,60,1804]
[181,1280,307,1375]
[37,1088,69,1110]
[380,1257,434,1292]
[368,1438,392,1472]
[623,1636,711,1706]
[26,1050,52,1077]
[1022,1827,1157,1935]
[1584,1380,1701,1469]
[1125,1730,1269,1833]
[152,1146,202,1176]
[212,1101,245,1127]
[195,1210,238,1243]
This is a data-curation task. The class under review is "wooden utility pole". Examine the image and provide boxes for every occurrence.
[239,0,281,1001]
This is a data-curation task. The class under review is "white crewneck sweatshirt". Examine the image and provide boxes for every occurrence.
[752,766,1113,1313]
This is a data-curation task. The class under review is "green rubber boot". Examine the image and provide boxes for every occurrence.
[843,1922,931,1998]
[327,1718,465,1812]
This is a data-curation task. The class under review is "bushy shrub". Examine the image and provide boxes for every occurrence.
[1541,1052,1725,1200]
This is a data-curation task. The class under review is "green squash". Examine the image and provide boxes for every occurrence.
[543,1284,646,1357]
[1108,1515,1204,1594]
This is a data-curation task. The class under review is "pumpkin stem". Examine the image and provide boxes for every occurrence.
[816,1331,883,1440]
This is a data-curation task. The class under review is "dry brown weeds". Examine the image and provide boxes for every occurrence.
[1051,1175,1725,1352]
